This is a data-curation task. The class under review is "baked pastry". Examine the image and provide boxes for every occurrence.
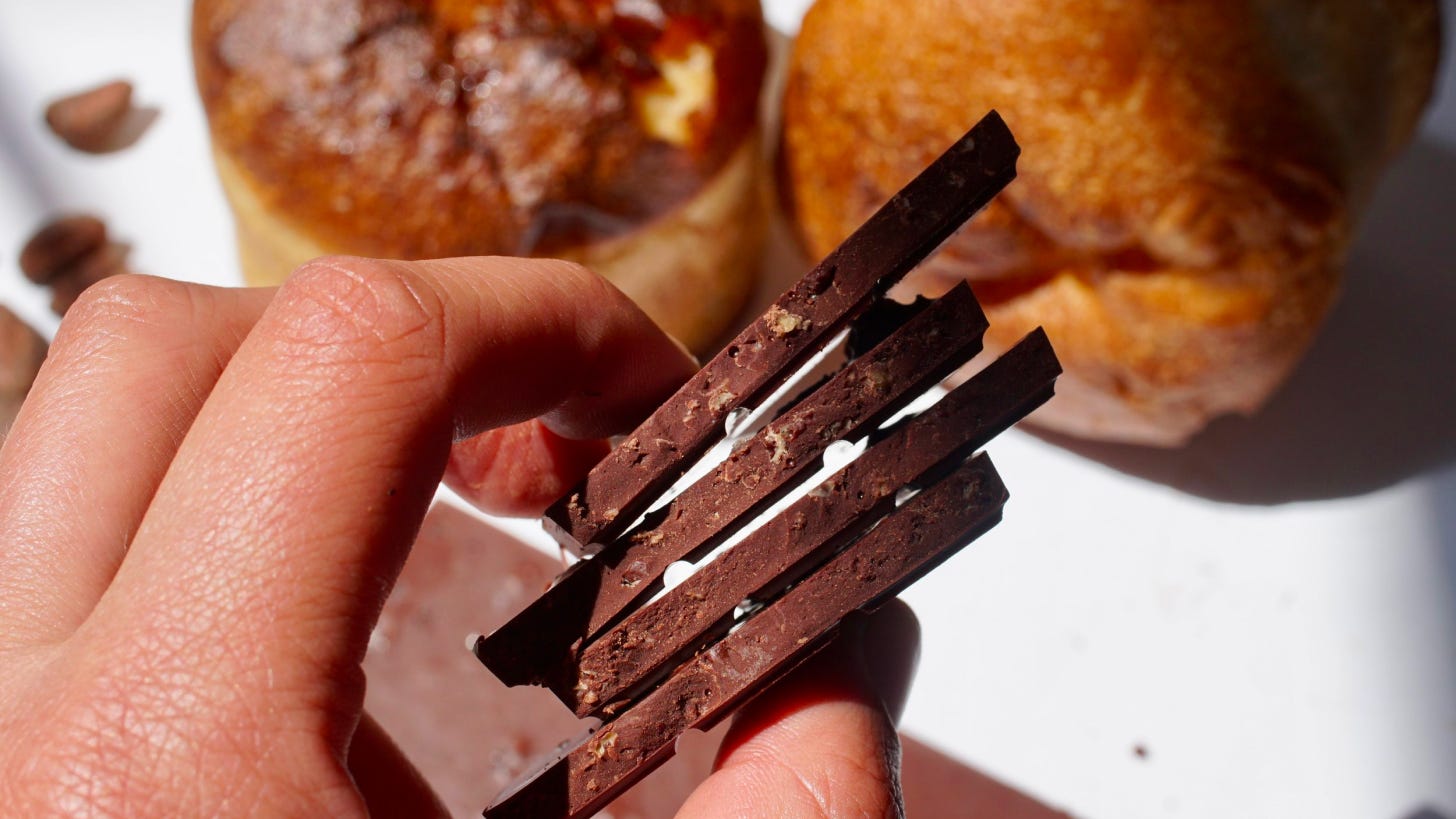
[193,0,769,353]
[780,0,1441,445]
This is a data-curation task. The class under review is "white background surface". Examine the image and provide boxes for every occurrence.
[2,2,1454,817]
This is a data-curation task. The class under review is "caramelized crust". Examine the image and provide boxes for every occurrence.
[781,0,1440,445]
[194,0,766,261]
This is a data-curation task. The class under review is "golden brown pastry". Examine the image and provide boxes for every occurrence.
[781,0,1441,445]
[194,0,769,353]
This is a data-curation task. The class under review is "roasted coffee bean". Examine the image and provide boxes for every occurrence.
[19,214,107,284]
[44,80,150,153]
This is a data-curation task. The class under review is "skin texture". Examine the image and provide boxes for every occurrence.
[0,256,913,817]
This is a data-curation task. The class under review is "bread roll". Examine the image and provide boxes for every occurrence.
[194,0,769,353]
[781,0,1440,445]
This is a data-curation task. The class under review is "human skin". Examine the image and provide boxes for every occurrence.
[0,256,915,817]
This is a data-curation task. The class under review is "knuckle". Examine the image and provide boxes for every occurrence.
[51,274,197,357]
[272,256,445,360]
[544,258,614,303]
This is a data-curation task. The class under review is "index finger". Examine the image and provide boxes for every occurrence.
[87,256,696,715]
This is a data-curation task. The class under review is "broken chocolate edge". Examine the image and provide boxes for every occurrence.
[543,112,1019,555]
[477,285,990,686]
[477,112,1052,819]
[484,454,1009,819]
[561,329,1059,717]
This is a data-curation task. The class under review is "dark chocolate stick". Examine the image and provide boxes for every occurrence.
[484,454,1009,819]
[543,112,1019,555]
[561,330,1059,717]
[477,285,990,687]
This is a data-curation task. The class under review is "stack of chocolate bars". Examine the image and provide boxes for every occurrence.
[473,111,1061,818]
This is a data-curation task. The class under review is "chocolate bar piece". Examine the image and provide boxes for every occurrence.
[558,330,1058,717]
[474,113,1058,818]
[363,504,730,818]
[483,454,1010,819]
[543,111,1019,555]
[477,284,990,686]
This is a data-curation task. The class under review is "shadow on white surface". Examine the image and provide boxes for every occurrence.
[1036,138,1456,505]
[0,62,63,216]
[1431,464,1456,615]
[1401,807,1455,819]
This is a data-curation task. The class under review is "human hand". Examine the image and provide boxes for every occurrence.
[0,257,917,817]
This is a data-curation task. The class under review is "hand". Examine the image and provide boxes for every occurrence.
[0,257,917,817]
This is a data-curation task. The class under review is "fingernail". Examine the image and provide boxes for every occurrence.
[847,600,921,725]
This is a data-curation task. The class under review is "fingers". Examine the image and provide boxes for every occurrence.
[0,275,270,647]
[444,421,610,517]
[679,601,921,819]
[88,256,695,716]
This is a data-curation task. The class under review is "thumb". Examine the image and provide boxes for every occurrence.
[678,600,920,818]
